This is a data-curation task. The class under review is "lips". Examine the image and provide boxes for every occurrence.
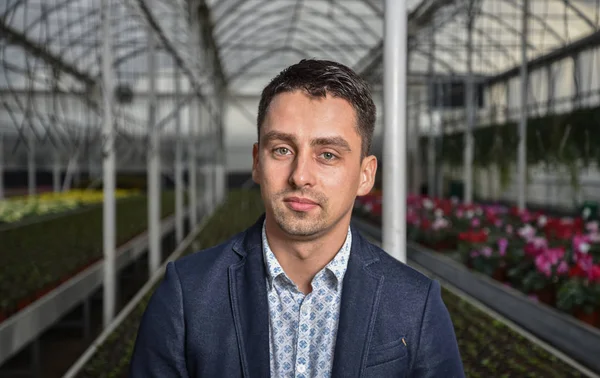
[284,197,319,212]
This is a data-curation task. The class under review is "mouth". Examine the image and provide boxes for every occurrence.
[283,196,319,212]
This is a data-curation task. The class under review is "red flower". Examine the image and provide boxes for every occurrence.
[458,230,488,243]
[569,264,588,279]
[589,265,600,283]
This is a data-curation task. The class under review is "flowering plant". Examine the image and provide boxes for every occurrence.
[356,192,600,327]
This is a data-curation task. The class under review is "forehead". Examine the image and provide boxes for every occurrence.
[263,91,359,139]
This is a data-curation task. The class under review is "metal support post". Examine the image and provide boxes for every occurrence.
[174,60,184,244]
[202,107,213,213]
[427,24,436,198]
[101,0,116,328]
[409,96,420,195]
[188,12,199,226]
[147,26,161,274]
[464,14,475,205]
[517,0,529,211]
[382,0,407,263]
[436,81,444,198]
[188,102,198,226]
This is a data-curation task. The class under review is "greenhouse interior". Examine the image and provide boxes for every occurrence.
[1,0,600,376]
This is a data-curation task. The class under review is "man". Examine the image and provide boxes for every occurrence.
[129,59,464,377]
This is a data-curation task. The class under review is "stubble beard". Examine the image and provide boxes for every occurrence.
[271,190,330,237]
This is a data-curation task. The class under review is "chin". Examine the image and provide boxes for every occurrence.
[273,206,329,237]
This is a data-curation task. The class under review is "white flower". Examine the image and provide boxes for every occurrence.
[537,216,547,227]
[518,224,535,240]
[423,199,434,209]
[466,210,474,219]
[579,242,591,254]
[583,208,591,219]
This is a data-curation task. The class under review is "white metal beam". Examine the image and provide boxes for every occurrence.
[517,0,529,211]
[382,0,407,263]
[147,25,162,275]
[101,0,117,328]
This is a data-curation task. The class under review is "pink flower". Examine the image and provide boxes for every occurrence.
[573,234,591,254]
[481,246,493,258]
[575,253,594,271]
[470,250,479,258]
[589,265,600,282]
[432,218,449,230]
[456,209,464,218]
[494,219,503,228]
[498,238,508,257]
[532,236,548,249]
[506,225,514,234]
[589,232,600,243]
[535,254,552,277]
[586,221,599,233]
[557,261,569,275]
[471,218,481,228]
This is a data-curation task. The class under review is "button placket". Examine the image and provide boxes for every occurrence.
[295,293,312,377]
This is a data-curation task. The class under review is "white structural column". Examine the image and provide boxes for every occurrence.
[517,0,529,211]
[409,95,421,195]
[436,82,445,198]
[216,94,227,203]
[463,14,475,205]
[174,57,184,244]
[382,0,407,263]
[101,0,116,328]
[188,11,199,227]
[203,107,214,213]
[188,101,198,227]
[427,25,436,198]
[147,26,161,274]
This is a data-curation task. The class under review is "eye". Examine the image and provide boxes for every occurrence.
[321,152,337,161]
[273,147,291,156]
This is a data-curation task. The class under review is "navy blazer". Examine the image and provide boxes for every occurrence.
[129,215,465,377]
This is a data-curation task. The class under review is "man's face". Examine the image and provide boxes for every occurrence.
[252,90,377,238]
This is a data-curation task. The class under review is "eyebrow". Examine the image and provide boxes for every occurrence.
[262,131,352,152]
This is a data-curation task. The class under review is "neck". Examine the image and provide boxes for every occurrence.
[264,215,350,294]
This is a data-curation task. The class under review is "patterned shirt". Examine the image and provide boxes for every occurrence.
[262,221,352,378]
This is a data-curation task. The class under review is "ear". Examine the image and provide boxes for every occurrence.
[356,155,377,197]
[251,142,260,184]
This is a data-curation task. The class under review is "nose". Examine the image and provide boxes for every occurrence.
[288,151,316,189]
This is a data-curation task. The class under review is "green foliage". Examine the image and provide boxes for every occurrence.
[0,192,176,318]
[557,278,600,314]
[444,289,584,377]
[429,105,600,193]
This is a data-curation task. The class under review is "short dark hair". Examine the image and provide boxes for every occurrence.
[257,59,376,158]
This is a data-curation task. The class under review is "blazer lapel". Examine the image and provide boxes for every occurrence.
[331,228,384,378]
[229,216,271,378]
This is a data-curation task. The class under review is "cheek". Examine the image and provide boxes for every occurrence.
[320,166,361,195]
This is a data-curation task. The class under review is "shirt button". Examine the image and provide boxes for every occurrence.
[297,364,306,373]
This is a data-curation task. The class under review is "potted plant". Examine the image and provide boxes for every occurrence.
[557,264,600,328]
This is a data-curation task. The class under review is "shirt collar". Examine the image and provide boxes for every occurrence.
[262,220,352,291]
